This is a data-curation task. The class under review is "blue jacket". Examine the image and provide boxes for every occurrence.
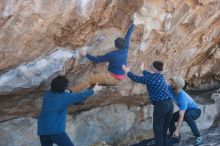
[86,23,134,75]
[37,89,94,135]
[127,70,173,103]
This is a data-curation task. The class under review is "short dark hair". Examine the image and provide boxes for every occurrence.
[114,37,126,49]
[153,61,164,71]
[51,75,68,93]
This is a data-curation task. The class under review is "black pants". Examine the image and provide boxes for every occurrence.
[169,108,201,137]
[39,133,74,146]
[153,99,174,146]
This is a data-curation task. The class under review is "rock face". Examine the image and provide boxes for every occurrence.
[0,104,153,146]
[71,104,153,146]
[0,117,39,146]
[127,127,220,146]
[0,103,217,146]
[1,0,220,120]
[0,0,145,122]
[1,0,220,145]
[0,0,143,71]
[210,90,220,129]
[178,128,220,146]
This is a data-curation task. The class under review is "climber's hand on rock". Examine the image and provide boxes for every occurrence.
[122,65,130,73]
[80,50,86,57]
[130,14,134,22]
[93,83,103,94]
[141,62,145,71]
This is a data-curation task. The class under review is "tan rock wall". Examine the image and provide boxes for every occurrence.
[0,0,220,123]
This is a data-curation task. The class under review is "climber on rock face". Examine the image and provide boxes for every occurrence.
[70,20,135,92]
[168,76,204,146]
[37,75,102,146]
[122,61,174,146]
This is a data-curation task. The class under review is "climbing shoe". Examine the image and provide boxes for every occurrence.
[195,137,204,146]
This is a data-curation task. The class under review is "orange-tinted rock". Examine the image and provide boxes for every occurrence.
[0,0,220,124]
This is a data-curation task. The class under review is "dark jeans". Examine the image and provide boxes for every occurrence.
[39,133,74,146]
[153,99,174,146]
[169,108,201,137]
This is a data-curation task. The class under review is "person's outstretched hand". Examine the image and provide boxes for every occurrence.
[141,62,145,71]
[80,50,86,57]
[122,65,130,73]
[93,83,103,94]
